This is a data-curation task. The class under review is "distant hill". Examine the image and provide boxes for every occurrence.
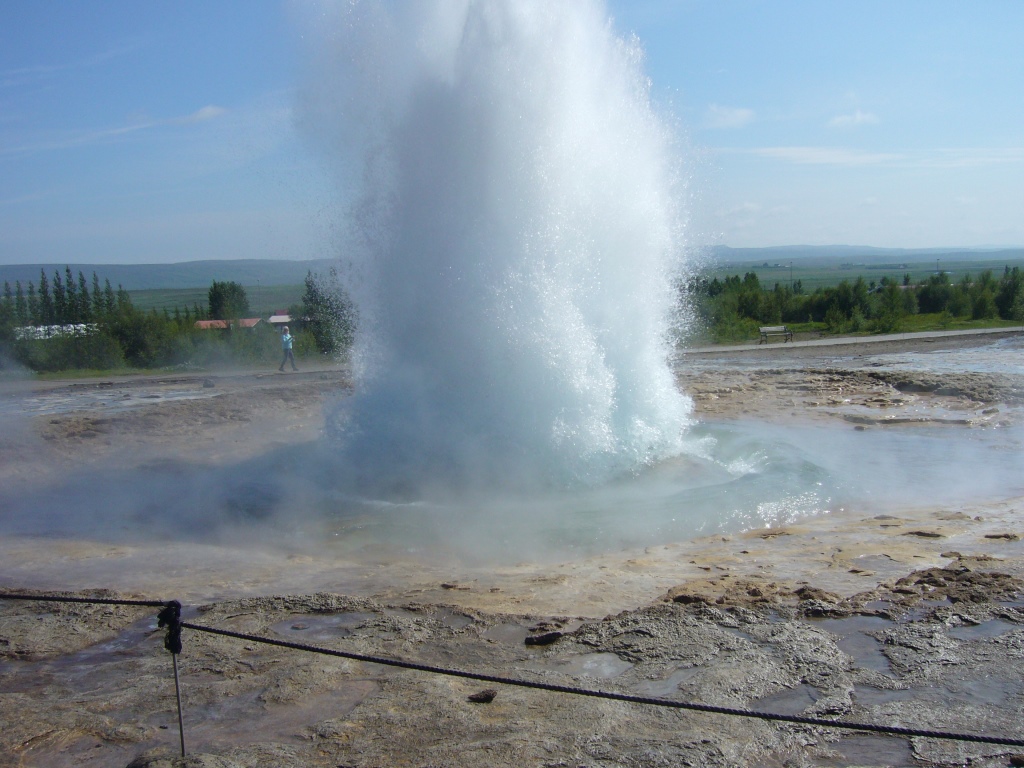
[3,247,1023,291]
[709,245,1024,266]
[0,258,339,290]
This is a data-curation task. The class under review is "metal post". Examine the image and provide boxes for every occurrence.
[172,653,186,757]
[158,600,186,757]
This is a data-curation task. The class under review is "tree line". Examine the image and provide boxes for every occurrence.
[2,267,129,328]
[0,267,355,373]
[688,266,1024,341]
[3,261,1020,373]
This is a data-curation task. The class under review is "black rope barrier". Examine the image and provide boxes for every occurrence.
[4,592,1024,750]
[179,620,1024,748]
[2,592,186,757]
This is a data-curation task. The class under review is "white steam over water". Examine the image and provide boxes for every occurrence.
[297,0,693,493]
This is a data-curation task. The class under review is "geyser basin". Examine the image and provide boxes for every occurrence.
[313,417,1024,565]
[317,421,834,563]
[6,414,1020,571]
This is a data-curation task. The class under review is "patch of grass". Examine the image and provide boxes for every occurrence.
[32,368,138,380]
[898,314,1023,333]
[128,284,304,316]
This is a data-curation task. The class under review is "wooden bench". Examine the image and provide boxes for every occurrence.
[759,325,793,344]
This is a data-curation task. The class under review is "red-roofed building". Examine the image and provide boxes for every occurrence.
[194,318,262,330]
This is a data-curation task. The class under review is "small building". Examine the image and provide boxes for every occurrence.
[194,318,262,330]
[267,312,291,327]
[14,323,99,340]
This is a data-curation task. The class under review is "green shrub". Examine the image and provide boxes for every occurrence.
[14,331,125,372]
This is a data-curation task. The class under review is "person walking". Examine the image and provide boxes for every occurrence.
[279,325,298,372]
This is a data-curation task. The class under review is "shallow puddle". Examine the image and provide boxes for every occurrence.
[482,622,531,645]
[855,674,1020,709]
[902,599,953,621]
[947,618,1018,640]
[851,685,917,707]
[269,612,377,641]
[185,683,378,746]
[631,666,703,698]
[937,677,1018,707]
[429,607,475,630]
[526,652,632,679]
[818,734,915,767]
[1,616,168,700]
[810,615,893,673]
[749,683,819,716]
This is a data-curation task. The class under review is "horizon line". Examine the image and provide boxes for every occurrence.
[2,243,1024,269]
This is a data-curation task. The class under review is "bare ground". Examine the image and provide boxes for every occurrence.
[2,335,1024,768]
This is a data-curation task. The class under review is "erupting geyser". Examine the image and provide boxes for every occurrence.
[298,0,693,494]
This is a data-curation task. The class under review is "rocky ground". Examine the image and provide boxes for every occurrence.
[677,332,1024,426]
[0,367,347,490]
[1,333,1023,767]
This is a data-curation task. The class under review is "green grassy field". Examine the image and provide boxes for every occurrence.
[707,257,1024,292]
[128,284,305,317]
[781,314,1024,337]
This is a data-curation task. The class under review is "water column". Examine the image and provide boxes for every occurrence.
[297,0,693,495]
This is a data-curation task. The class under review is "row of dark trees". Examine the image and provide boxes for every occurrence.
[688,266,1024,340]
[0,268,356,373]
[1,267,132,328]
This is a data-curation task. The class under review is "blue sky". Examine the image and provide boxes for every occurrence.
[1,1,1022,265]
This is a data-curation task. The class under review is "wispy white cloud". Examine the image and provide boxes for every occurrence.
[0,105,229,156]
[744,146,901,166]
[828,109,879,128]
[722,201,761,216]
[714,145,1024,169]
[1,42,143,89]
[921,148,1024,168]
[704,103,754,129]
[0,191,49,207]
[176,105,228,124]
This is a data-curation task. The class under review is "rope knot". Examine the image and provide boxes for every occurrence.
[158,600,182,655]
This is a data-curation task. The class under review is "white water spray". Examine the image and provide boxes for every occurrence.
[298,0,693,494]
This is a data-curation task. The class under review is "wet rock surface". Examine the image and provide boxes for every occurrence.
[680,366,1022,427]
[2,572,1023,768]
